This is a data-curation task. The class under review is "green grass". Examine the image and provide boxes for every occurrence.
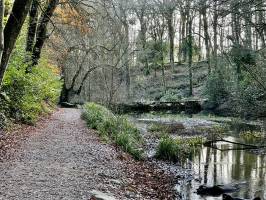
[239,131,265,143]
[156,136,205,162]
[82,103,143,160]
[149,123,172,133]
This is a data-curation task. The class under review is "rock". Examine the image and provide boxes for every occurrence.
[197,185,239,196]
[60,102,77,108]
[223,194,245,200]
[223,194,261,200]
[110,179,122,185]
[125,191,136,198]
[90,190,116,200]
[0,112,7,129]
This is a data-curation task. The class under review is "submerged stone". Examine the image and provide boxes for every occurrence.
[90,190,116,200]
[197,185,238,196]
[223,194,261,200]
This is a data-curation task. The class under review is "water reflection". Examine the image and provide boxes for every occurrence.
[181,137,266,200]
[128,113,266,200]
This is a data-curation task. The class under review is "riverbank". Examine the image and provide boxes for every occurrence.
[0,108,178,199]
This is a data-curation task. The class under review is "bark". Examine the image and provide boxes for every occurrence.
[123,22,130,99]
[255,13,259,50]
[220,18,225,53]
[31,0,59,67]
[136,10,148,70]
[180,11,186,62]
[0,0,33,87]
[243,1,252,49]
[231,2,242,83]
[0,0,4,63]
[167,10,175,72]
[198,13,202,61]
[178,14,182,62]
[201,3,211,73]
[188,18,193,96]
[60,83,71,103]
[26,0,39,53]
[231,2,241,45]
[213,0,218,69]
[257,0,265,48]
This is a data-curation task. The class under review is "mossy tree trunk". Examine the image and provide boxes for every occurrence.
[26,0,39,53]
[0,0,4,66]
[31,0,59,67]
[0,0,33,88]
[188,17,193,97]
[166,10,175,72]
[201,2,211,74]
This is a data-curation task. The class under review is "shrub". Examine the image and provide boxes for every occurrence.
[204,70,228,108]
[0,24,61,126]
[0,58,61,125]
[160,90,181,102]
[82,103,143,159]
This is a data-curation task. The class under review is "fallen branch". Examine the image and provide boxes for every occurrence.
[204,139,266,151]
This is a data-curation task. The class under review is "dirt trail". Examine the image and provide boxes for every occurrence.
[0,108,176,200]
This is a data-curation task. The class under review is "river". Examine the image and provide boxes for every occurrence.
[128,113,266,200]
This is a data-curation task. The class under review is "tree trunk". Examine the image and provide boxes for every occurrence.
[188,18,193,96]
[123,22,130,99]
[243,1,252,49]
[231,2,242,84]
[0,0,33,88]
[178,12,183,62]
[257,0,265,48]
[0,0,4,63]
[198,13,202,61]
[202,4,211,74]
[180,11,187,63]
[31,0,59,67]
[213,0,218,69]
[167,11,175,72]
[26,0,38,53]
[220,18,225,53]
[138,14,148,70]
[60,83,70,103]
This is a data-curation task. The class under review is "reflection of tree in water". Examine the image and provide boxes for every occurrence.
[213,147,217,185]
[204,147,211,184]
[232,149,241,180]
[182,137,266,199]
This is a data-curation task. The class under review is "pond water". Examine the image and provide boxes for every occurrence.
[128,113,266,200]
[179,136,266,200]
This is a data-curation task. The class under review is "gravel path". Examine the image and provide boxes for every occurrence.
[0,108,176,200]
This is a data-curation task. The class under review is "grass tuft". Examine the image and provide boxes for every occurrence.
[156,136,205,162]
[82,102,143,160]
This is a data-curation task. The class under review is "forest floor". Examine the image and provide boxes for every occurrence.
[0,108,177,200]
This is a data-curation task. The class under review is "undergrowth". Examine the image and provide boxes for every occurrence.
[0,23,61,126]
[82,102,143,160]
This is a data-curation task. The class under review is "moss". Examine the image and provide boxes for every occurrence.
[82,103,143,160]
